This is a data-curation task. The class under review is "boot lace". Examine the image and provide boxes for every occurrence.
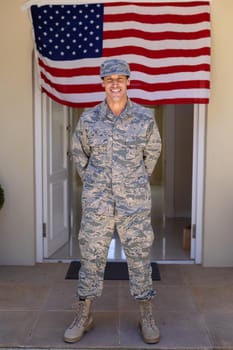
[69,301,86,330]
[142,303,156,329]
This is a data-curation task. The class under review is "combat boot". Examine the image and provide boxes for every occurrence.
[64,299,94,343]
[138,299,160,344]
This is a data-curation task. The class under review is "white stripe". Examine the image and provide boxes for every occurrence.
[105,4,210,16]
[132,71,210,84]
[104,21,210,33]
[41,66,210,85]
[128,88,210,100]
[104,37,210,51]
[39,53,210,70]
[42,80,105,102]
[41,66,101,84]
[42,79,209,104]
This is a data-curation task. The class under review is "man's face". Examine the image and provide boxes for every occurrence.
[102,74,130,103]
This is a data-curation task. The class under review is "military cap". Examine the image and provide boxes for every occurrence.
[100,59,131,78]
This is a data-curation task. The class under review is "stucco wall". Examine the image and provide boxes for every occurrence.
[203,0,233,266]
[0,0,232,266]
[0,0,35,264]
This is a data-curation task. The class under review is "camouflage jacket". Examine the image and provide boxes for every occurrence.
[72,99,161,216]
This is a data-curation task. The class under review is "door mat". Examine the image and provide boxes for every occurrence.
[65,261,160,281]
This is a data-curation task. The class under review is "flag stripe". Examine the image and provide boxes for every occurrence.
[103,38,210,51]
[103,29,211,41]
[103,46,210,59]
[42,88,209,109]
[41,82,209,104]
[104,13,210,25]
[39,55,210,77]
[41,71,210,94]
[31,1,211,107]
[104,3,210,15]
[40,67,210,85]
[104,2,210,7]
[104,21,209,33]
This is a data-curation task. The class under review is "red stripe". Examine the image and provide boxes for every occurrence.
[132,97,209,105]
[42,88,98,108]
[40,60,210,79]
[104,12,210,25]
[42,87,209,108]
[42,88,209,108]
[41,73,102,93]
[130,63,210,75]
[40,54,210,78]
[131,80,210,91]
[103,46,210,59]
[38,58,100,78]
[105,2,210,8]
[104,29,211,41]
[41,71,209,94]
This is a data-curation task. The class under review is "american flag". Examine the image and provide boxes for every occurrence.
[30,1,211,107]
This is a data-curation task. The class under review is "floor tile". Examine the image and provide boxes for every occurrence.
[155,285,197,312]
[25,311,73,347]
[0,264,61,284]
[0,311,37,346]
[181,265,233,286]
[203,312,233,348]
[0,284,49,310]
[45,280,78,310]
[154,264,185,286]
[156,310,212,348]
[93,285,119,312]
[192,286,233,313]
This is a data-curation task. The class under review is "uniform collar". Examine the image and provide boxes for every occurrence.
[100,99,133,122]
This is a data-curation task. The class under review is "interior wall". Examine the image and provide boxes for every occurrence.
[150,106,163,186]
[0,1,35,264]
[203,0,233,266]
[174,104,193,217]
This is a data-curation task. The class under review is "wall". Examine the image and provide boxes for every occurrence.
[203,0,233,266]
[0,0,232,266]
[0,0,35,264]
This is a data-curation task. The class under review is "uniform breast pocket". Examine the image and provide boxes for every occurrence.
[125,135,145,160]
[90,129,108,150]
[125,135,136,160]
[89,128,109,163]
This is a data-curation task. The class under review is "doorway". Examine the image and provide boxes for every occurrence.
[42,101,195,262]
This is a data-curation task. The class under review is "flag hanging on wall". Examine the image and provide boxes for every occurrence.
[30,1,211,107]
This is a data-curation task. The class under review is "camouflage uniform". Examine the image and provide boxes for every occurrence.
[72,98,161,300]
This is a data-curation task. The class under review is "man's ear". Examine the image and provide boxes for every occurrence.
[127,78,130,86]
[101,79,105,88]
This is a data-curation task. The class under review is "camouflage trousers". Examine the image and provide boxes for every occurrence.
[77,210,156,300]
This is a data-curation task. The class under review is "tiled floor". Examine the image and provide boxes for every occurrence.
[0,263,233,350]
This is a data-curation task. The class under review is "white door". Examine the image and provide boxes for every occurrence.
[42,94,69,258]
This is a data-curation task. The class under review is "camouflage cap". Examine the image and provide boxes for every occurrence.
[100,59,131,78]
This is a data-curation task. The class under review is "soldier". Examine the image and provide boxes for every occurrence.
[64,58,161,344]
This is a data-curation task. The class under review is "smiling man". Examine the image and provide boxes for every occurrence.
[64,58,162,344]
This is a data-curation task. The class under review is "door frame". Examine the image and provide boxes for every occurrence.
[33,64,206,263]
